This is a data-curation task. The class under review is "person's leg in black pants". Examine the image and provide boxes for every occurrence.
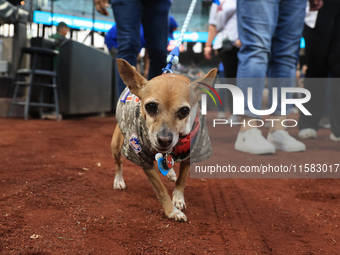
[111,0,143,96]
[218,46,239,114]
[298,25,328,131]
[298,0,340,136]
[142,0,171,80]
[329,8,340,138]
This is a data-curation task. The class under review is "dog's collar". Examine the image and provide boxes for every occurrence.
[172,113,200,157]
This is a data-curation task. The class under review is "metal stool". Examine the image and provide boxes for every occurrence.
[9,47,60,120]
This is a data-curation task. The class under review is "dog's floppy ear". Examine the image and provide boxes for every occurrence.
[190,68,218,104]
[117,58,147,98]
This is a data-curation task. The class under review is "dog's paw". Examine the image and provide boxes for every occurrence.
[113,175,126,190]
[168,207,187,222]
[167,168,177,182]
[172,189,186,210]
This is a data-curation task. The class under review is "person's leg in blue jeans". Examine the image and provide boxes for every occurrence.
[236,0,279,118]
[265,0,306,152]
[235,0,306,154]
[111,0,143,96]
[267,0,306,115]
[111,0,170,97]
[235,0,279,154]
[142,0,171,79]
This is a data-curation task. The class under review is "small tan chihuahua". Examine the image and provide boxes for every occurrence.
[111,59,217,221]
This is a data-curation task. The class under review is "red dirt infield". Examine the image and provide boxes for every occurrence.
[0,116,339,254]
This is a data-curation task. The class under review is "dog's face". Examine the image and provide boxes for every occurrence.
[117,59,217,153]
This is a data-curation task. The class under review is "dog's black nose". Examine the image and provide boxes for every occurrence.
[157,129,173,147]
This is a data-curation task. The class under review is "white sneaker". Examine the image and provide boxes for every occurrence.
[298,128,317,139]
[268,130,306,152]
[330,133,340,142]
[235,128,276,154]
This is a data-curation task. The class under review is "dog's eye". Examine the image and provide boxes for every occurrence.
[177,107,190,119]
[145,102,158,115]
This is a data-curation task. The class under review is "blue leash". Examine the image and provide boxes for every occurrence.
[162,0,220,73]
[158,0,199,174]
[157,0,220,175]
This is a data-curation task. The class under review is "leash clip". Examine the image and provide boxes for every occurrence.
[155,153,174,176]
[162,47,180,74]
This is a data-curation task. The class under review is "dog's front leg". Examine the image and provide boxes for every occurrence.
[172,160,190,211]
[111,126,126,190]
[143,167,187,222]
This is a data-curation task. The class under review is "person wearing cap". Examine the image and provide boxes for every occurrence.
[50,22,70,50]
